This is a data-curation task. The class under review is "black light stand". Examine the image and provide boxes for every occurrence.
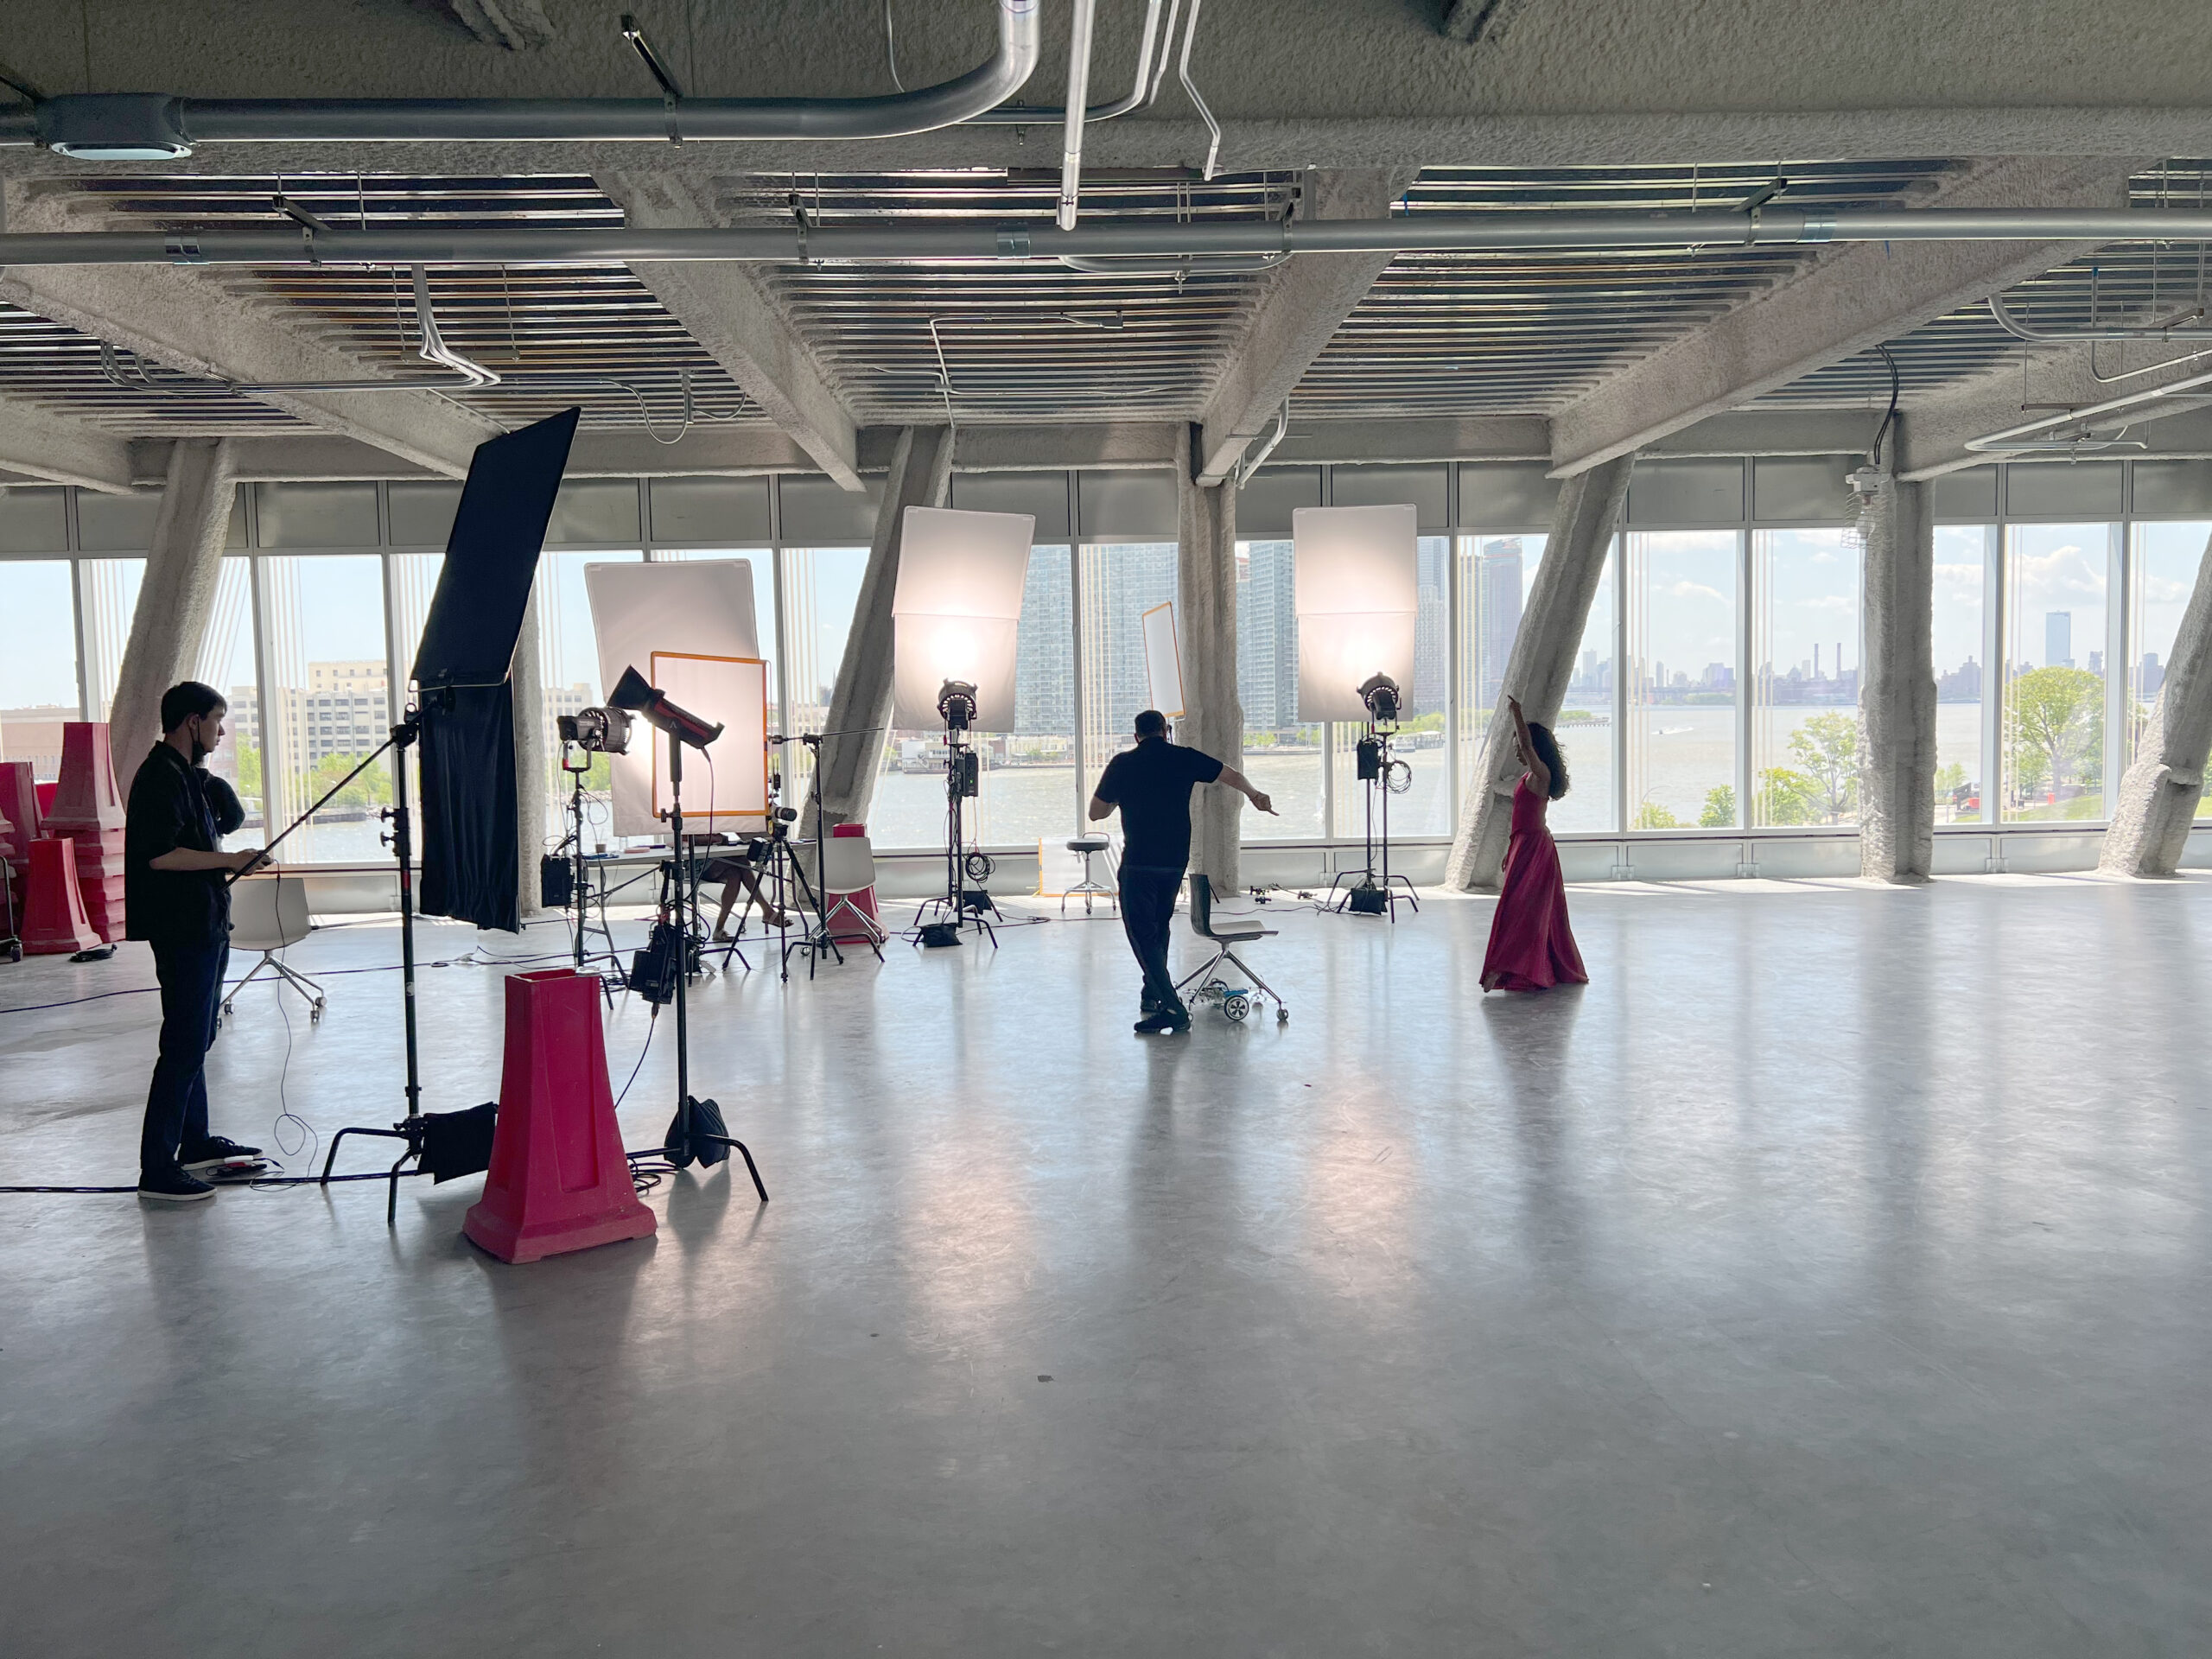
[1328,677,1421,922]
[907,684,998,949]
[558,744,621,989]
[300,707,432,1224]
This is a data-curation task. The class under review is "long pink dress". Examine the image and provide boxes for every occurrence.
[1480,774,1588,993]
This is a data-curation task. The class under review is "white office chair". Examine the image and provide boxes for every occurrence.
[1174,874,1289,1025]
[1063,833,1117,915]
[224,874,326,1023]
[818,834,888,959]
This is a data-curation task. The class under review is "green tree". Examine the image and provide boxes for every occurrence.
[1786,710,1859,822]
[2007,665,2102,805]
[1934,760,1966,799]
[1756,767,1822,825]
[232,741,262,801]
[1699,785,1736,828]
[1633,798,1681,830]
[308,751,393,810]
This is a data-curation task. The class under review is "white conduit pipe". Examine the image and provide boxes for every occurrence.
[1058,0,1099,230]
[13,208,2212,269]
[9,0,1039,155]
[970,0,1166,124]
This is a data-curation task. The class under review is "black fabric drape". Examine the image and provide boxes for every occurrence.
[417,683,518,933]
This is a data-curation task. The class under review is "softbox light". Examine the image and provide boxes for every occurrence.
[585,560,760,837]
[646,652,769,824]
[1294,504,1420,723]
[891,505,1034,732]
[1141,601,1185,718]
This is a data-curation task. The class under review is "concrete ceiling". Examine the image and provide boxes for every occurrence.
[0,1,2206,483]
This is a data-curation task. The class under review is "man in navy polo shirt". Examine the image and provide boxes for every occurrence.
[124,682,274,1201]
[1089,710,1274,1034]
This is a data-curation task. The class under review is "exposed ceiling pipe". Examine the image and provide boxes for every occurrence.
[1961,365,2212,458]
[3,0,1039,157]
[1173,0,1220,180]
[1058,0,1099,230]
[410,265,500,386]
[10,207,2212,268]
[1231,399,1289,487]
[969,0,1168,124]
[1057,251,1288,275]
[1989,291,2212,342]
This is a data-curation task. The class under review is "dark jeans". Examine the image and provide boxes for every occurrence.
[141,938,229,1179]
[1119,866,1185,1014]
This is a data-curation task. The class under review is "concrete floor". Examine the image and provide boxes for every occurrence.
[3,874,2210,1656]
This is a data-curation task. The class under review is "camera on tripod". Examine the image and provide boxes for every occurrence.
[556,705,633,754]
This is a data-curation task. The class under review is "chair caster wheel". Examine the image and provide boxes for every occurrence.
[221,1001,233,1019]
[1276,1007,1289,1025]
[310,1001,325,1024]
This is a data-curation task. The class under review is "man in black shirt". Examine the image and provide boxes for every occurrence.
[1089,709,1274,1033]
[125,682,272,1201]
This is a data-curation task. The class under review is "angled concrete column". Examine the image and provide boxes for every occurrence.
[2102,524,2212,876]
[108,438,237,765]
[1858,468,1937,882]
[510,586,546,919]
[811,426,953,830]
[1445,456,1631,893]
[1176,470,1243,891]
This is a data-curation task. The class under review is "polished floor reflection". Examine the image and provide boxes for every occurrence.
[3,874,2210,1656]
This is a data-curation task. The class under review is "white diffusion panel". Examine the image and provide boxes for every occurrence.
[1141,600,1185,716]
[649,652,770,824]
[585,561,759,836]
[1294,503,1419,722]
[890,505,1034,731]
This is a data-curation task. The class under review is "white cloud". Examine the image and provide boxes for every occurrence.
[1666,580,1727,604]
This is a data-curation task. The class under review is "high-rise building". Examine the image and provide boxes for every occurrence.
[2142,652,2165,697]
[2046,611,2073,669]
[1014,549,1074,735]
[1478,538,1525,709]
[1235,539,1299,732]
[1414,536,1450,718]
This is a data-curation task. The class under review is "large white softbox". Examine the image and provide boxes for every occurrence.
[1294,504,1419,722]
[648,652,770,825]
[1141,601,1185,717]
[891,505,1034,731]
[584,561,760,836]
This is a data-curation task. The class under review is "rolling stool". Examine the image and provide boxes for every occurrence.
[1063,835,1117,915]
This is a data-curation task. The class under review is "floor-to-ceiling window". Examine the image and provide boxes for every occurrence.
[2002,522,2115,822]
[1932,524,1992,823]
[1079,541,1179,807]
[1236,537,1323,839]
[0,557,78,782]
[1750,528,1861,827]
[1624,530,1741,829]
[257,553,392,863]
[2126,520,2212,816]
[194,556,262,837]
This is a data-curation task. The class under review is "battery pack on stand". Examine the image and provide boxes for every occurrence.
[463,969,656,1264]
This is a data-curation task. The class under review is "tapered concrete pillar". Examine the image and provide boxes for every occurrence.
[2102,524,2212,876]
[1176,467,1243,891]
[811,426,953,830]
[1446,456,1631,892]
[107,439,236,763]
[1858,467,1937,882]
[510,586,546,919]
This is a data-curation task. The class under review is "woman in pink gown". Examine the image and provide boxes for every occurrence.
[1481,696,1588,993]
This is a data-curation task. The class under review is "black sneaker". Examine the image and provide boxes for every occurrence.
[138,1169,217,1203]
[1133,1007,1191,1035]
[180,1136,264,1172]
[1141,990,1160,1016]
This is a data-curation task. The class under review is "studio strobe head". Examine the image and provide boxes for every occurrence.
[1358,672,1403,725]
[937,678,979,733]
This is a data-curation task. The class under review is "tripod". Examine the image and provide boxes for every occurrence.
[1328,721,1421,921]
[907,722,998,947]
[766,725,888,980]
[628,734,768,1200]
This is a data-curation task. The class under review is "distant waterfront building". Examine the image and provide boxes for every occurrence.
[1236,539,1299,732]
[2046,611,2073,669]
[2141,652,2165,697]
